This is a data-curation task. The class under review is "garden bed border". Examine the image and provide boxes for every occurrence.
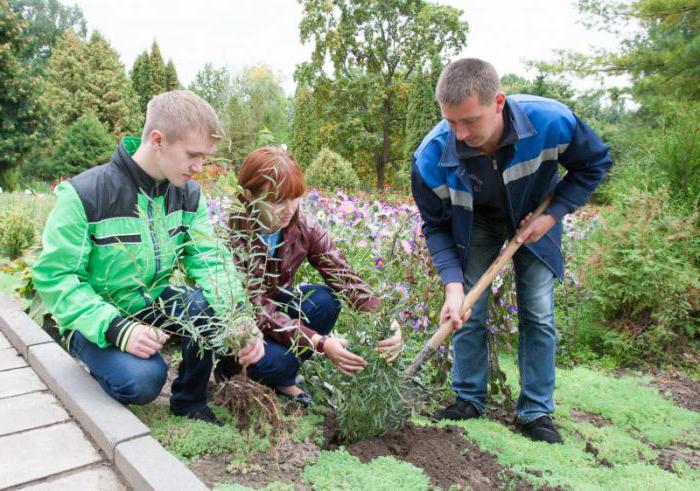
[0,293,207,491]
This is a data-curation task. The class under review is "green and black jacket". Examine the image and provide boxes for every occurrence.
[33,137,246,350]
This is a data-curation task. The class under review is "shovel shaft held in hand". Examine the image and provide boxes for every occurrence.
[404,192,554,378]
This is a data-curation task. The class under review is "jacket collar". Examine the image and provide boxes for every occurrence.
[112,137,170,196]
[439,96,538,167]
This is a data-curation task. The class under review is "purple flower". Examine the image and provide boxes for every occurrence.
[374,257,385,270]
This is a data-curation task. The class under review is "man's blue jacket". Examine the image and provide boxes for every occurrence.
[411,94,612,285]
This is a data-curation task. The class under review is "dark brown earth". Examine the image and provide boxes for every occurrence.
[648,372,700,413]
[189,436,318,490]
[570,408,612,428]
[324,420,540,490]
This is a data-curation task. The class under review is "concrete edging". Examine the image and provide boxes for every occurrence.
[0,293,207,490]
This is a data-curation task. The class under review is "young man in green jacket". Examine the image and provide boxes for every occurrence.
[33,90,264,424]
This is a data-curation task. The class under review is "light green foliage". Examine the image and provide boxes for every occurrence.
[563,0,700,106]
[584,188,699,366]
[501,69,577,108]
[305,148,361,191]
[49,113,115,178]
[289,85,319,169]
[291,412,325,445]
[192,63,289,163]
[42,31,142,136]
[297,0,467,189]
[130,403,270,463]
[226,65,290,160]
[0,0,44,190]
[302,448,430,490]
[188,62,230,116]
[8,0,87,73]
[438,356,700,490]
[0,208,35,260]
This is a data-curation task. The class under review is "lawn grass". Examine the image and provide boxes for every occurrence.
[127,356,699,490]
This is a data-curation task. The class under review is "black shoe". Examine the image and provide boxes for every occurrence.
[520,416,563,444]
[274,387,316,407]
[437,398,481,421]
[176,406,224,426]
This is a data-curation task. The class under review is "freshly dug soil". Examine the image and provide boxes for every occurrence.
[649,372,700,413]
[189,436,318,490]
[569,408,612,428]
[324,420,537,490]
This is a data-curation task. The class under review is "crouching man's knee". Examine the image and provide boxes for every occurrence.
[111,356,168,405]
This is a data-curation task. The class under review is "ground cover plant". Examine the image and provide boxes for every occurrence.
[2,185,699,489]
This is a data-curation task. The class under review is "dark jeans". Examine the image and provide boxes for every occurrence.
[217,284,340,387]
[69,287,215,415]
[452,220,557,423]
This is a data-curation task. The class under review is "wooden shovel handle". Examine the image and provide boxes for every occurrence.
[426,193,554,350]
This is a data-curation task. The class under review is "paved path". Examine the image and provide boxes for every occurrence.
[0,331,126,490]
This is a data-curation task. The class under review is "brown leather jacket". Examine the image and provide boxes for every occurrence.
[229,209,380,353]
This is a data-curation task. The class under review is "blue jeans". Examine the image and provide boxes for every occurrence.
[217,284,340,387]
[69,287,215,414]
[452,220,557,423]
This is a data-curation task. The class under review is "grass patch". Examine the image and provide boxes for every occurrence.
[290,411,325,445]
[302,448,431,490]
[435,356,700,489]
[130,403,270,463]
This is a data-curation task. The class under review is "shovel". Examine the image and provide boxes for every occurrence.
[404,193,554,379]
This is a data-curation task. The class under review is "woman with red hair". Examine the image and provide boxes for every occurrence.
[217,146,401,404]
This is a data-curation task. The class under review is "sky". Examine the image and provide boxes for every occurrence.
[69,0,621,95]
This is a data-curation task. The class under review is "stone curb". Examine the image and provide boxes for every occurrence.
[0,295,53,357]
[0,293,208,490]
[115,436,208,491]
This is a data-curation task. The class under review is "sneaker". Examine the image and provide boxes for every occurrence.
[520,416,563,444]
[275,387,316,407]
[437,398,481,421]
[176,406,224,427]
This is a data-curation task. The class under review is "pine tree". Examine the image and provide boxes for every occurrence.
[42,31,142,137]
[149,40,165,96]
[51,113,115,177]
[130,51,152,113]
[164,59,179,90]
[0,0,43,189]
[131,41,179,113]
[403,57,442,163]
[290,85,318,168]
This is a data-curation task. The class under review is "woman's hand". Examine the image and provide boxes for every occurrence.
[376,320,403,362]
[238,327,265,366]
[323,337,367,375]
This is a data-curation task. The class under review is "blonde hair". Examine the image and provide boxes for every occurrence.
[142,90,222,143]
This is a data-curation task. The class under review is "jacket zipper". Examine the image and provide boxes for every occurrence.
[147,200,161,278]
[492,152,518,231]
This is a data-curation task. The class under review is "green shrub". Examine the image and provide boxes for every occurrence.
[601,103,700,213]
[305,147,361,191]
[583,188,699,366]
[0,206,36,259]
[50,113,115,178]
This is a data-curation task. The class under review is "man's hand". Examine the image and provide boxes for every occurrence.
[516,213,556,244]
[440,282,471,332]
[125,324,170,359]
[376,320,403,362]
[238,328,265,366]
[324,337,367,375]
